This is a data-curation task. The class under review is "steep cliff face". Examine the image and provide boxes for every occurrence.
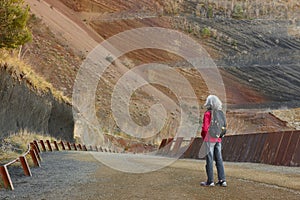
[0,64,74,141]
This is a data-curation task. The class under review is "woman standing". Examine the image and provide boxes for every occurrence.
[200,95,227,187]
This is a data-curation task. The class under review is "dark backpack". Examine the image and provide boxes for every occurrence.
[208,109,227,138]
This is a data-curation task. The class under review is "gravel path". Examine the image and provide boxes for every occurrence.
[0,151,299,200]
[0,151,100,199]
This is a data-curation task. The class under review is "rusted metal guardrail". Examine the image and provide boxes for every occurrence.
[0,140,117,190]
[0,143,40,190]
[158,130,300,167]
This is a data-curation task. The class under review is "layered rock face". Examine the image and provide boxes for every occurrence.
[0,66,74,141]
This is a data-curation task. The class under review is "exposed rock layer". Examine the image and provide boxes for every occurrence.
[0,66,74,141]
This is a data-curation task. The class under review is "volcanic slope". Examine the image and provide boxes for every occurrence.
[23,0,299,139]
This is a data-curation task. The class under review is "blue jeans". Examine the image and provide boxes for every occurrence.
[205,142,226,183]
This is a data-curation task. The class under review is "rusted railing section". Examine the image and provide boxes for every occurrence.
[1,140,117,190]
[158,130,300,167]
[0,143,40,190]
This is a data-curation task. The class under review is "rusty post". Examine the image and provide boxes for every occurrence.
[40,140,46,151]
[30,142,36,152]
[53,141,59,151]
[83,145,88,151]
[60,141,66,150]
[158,139,168,149]
[30,149,40,167]
[166,138,175,155]
[78,144,82,150]
[0,166,14,190]
[182,137,195,158]
[36,149,41,162]
[67,142,71,150]
[156,138,167,155]
[19,156,32,176]
[73,143,77,151]
[46,140,53,152]
[170,137,184,157]
[30,143,41,161]
[33,140,40,153]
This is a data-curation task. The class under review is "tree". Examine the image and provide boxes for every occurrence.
[0,0,32,49]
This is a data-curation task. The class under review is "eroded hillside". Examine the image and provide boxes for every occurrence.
[0,57,74,140]
[21,0,300,146]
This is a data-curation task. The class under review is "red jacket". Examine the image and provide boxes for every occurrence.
[201,110,222,143]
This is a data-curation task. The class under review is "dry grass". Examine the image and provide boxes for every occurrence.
[0,130,56,165]
[0,131,57,188]
[272,108,300,130]
[0,50,70,103]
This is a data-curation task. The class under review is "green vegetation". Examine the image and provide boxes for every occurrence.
[207,5,213,18]
[232,4,244,19]
[0,52,70,103]
[201,27,211,38]
[0,131,56,165]
[0,0,32,49]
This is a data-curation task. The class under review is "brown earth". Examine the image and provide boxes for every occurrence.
[2,1,298,198]
[22,0,299,147]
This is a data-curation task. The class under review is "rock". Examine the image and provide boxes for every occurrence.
[0,67,74,141]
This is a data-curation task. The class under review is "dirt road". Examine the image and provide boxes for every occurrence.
[1,151,299,200]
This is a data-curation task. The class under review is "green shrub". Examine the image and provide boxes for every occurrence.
[201,27,211,38]
[207,5,213,18]
[0,0,32,49]
[232,4,244,19]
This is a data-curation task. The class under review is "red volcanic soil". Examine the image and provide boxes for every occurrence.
[24,0,296,146]
[220,69,267,105]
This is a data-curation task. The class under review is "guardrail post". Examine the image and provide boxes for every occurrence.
[73,143,77,151]
[19,156,32,176]
[0,166,14,190]
[60,141,66,150]
[67,142,71,150]
[54,141,59,151]
[33,140,41,153]
[30,149,40,167]
[30,143,41,161]
[83,145,88,151]
[40,140,46,151]
[46,140,53,151]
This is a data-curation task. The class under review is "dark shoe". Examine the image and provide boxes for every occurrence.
[215,180,227,187]
[200,181,215,187]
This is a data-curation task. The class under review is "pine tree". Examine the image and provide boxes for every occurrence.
[0,0,32,49]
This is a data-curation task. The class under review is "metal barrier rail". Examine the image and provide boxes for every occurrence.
[0,140,117,190]
[158,130,300,166]
[0,143,40,190]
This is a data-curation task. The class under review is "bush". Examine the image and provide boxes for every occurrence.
[0,0,32,49]
[201,27,211,38]
[232,4,244,19]
[207,5,213,18]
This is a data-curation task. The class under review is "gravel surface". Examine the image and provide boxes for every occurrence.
[0,151,100,199]
[0,151,299,200]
